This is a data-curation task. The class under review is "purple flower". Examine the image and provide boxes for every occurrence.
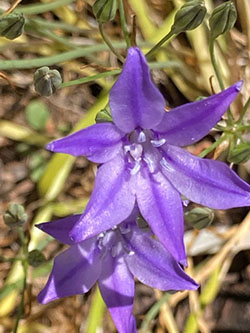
[37,211,198,333]
[47,47,250,265]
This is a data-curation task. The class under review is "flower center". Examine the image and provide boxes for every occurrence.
[97,225,134,258]
[124,129,166,175]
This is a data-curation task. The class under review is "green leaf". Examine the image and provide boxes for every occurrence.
[26,100,50,131]
[95,104,113,123]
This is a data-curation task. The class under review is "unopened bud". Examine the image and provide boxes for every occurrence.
[34,66,62,96]
[209,1,237,40]
[0,13,25,40]
[27,249,46,267]
[185,207,214,230]
[3,203,27,228]
[171,0,207,34]
[93,0,118,23]
[95,105,113,123]
[228,142,250,164]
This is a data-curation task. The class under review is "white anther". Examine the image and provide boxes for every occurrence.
[138,131,146,143]
[130,143,143,160]
[130,160,141,175]
[151,138,166,148]
[160,157,174,172]
[128,250,135,256]
[143,156,154,173]
[124,145,131,153]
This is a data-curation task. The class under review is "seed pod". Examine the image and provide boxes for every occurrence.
[3,203,27,228]
[0,13,25,40]
[93,0,118,23]
[28,250,46,267]
[209,1,237,40]
[228,142,250,164]
[95,105,113,123]
[34,66,62,96]
[185,207,214,230]
[171,0,207,34]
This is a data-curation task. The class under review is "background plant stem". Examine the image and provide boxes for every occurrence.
[118,0,131,48]
[98,24,125,62]
[13,229,28,333]
[209,39,234,124]
[15,0,74,15]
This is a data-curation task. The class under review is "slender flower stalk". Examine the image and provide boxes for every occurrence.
[118,0,131,48]
[98,23,125,63]
[13,229,28,333]
[46,47,250,266]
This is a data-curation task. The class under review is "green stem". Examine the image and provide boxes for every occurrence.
[60,61,180,88]
[37,28,79,49]
[146,30,175,59]
[15,0,74,15]
[199,134,227,158]
[237,97,250,125]
[0,43,122,70]
[0,256,18,263]
[13,229,28,333]
[141,293,170,332]
[0,43,177,74]
[98,23,125,62]
[209,39,224,90]
[27,18,90,33]
[117,0,131,48]
[60,69,121,88]
[209,39,234,124]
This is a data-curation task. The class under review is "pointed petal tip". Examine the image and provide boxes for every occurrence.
[37,290,52,304]
[128,46,143,57]
[179,258,188,267]
[235,80,243,92]
[46,142,54,151]
[35,223,43,231]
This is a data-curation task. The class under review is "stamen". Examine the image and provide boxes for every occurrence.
[143,156,154,173]
[128,250,135,256]
[130,143,143,160]
[130,160,141,175]
[111,246,118,257]
[160,157,174,172]
[182,199,189,207]
[124,145,131,153]
[151,138,166,148]
[138,131,146,143]
[119,225,131,234]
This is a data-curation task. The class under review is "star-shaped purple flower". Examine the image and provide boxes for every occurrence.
[47,47,250,265]
[37,210,198,333]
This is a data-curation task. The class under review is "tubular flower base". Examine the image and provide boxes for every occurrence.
[47,47,250,265]
[37,211,198,333]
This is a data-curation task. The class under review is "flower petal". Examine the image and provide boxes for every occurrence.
[155,81,243,146]
[70,155,136,243]
[136,168,186,265]
[109,47,165,133]
[47,123,124,163]
[124,229,198,291]
[38,239,101,304]
[98,255,136,333]
[36,215,81,245]
[161,144,250,209]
